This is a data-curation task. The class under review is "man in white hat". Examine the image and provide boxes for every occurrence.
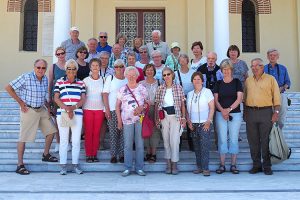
[61,26,86,60]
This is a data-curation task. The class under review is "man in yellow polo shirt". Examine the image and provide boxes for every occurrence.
[244,58,281,175]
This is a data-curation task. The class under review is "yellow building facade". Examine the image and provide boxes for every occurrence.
[0,0,299,90]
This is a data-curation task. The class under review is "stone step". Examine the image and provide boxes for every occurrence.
[0,148,299,160]
[0,157,299,172]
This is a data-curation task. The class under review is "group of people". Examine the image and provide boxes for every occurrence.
[6,27,291,177]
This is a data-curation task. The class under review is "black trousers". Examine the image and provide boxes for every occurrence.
[245,107,273,169]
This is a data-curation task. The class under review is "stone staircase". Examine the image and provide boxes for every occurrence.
[0,91,299,172]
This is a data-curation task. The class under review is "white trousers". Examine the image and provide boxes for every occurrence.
[57,115,83,165]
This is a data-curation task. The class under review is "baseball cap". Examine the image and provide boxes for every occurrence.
[70,26,79,32]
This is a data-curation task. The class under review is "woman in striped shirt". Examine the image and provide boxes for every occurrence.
[54,59,86,175]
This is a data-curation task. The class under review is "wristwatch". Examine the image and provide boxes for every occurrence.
[275,110,279,114]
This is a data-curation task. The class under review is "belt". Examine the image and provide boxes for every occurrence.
[26,105,41,109]
[246,106,272,110]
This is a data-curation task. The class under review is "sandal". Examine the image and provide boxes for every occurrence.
[149,155,156,163]
[230,165,240,174]
[202,170,211,176]
[216,165,226,174]
[16,165,30,175]
[193,168,203,174]
[144,153,151,161]
[42,153,58,162]
[86,156,93,163]
[93,156,99,162]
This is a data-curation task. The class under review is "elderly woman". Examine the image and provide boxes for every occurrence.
[132,37,143,61]
[186,72,215,176]
[165,42,181,71]
[175,54,195,151]
[140,64,161,163]
[116,66,148,177]
[116,32,130,61]
[75,46,90,80]
[190,41,207,71]
[213,60,243,174]
[226,45,249,88]
[135,45,150,69]
[155,67,186,175]
[54,59,86,175]
[48,46,66,152]
[127,51,144,82]
[151,50,165,81]
[102,59,128,163]
[83,58,105,163]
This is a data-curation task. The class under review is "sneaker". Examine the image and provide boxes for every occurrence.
[67,143,72,152]
[54,143,59,153]
[60,165,67,175]
[73,165,83,174]
[121,169,130,177]
[136,170,146,176]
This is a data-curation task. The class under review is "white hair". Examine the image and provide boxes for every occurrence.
[124,66,139,77]
[113,59,125,67]
[65,59,79,70]
[151,50,162,58]
[152,30,161,37]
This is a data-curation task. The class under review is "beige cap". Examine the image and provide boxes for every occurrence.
[170,42,180,49]
[70,26,79,32]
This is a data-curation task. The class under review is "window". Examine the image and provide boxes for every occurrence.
[23,0,38,51]
[116,9,165,47]
[242,0,256,52]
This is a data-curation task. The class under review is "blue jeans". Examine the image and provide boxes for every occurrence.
[215,111,242,155]
[123,121,144,171]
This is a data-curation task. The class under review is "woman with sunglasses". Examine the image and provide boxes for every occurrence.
[54,59,86,175]
[75,46,90,80]
[213,60,243,174]
[135,45,150,69]
[102,59,128,164]
[155,67,186,175]
[186,72,215,176]
[48,46,67,152]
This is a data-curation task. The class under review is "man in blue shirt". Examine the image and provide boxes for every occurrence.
[5,59,58,175]
[264,48,291,129]
[96,32,112,53]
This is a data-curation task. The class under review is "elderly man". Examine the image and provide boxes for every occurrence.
[108,43,126,68]
[85,38,100,63]
[99,51,114,79]
[197,51,223,90]
[96,32,112,53]
[5,59,58,175]
[264,49,291,130]
[61,27,85,60]
[244,58,281,175]
[146,30,170,62]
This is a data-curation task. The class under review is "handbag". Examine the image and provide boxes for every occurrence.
[158,110,165,120]
[60,111,74,127]
[126,85,154,138]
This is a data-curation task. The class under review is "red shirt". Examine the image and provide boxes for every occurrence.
[136,67,145,83]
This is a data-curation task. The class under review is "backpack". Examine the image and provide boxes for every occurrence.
[269,123,292,164]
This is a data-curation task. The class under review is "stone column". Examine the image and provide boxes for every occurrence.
[214,0,229,64]
[52,0,71,62]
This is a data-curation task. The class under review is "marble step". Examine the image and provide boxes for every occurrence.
[0,148,299,160]
[0,157,299,172]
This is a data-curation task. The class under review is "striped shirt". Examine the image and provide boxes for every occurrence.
[155,83,185,119]
[9,71,48,108]
[54,77,86,115]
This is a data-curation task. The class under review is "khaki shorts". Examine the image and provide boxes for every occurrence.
[19,107,57,142]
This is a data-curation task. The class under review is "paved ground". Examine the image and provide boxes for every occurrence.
[0,171,300,200]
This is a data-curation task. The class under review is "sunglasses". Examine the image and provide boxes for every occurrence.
[139,51,147,54]
[99,36,107,38]
[36,67,46,70]
[79,51,87,54]
[163,73,171,77]
[56,52,65,56]
[67,68,77,71]
[115,65,124,69]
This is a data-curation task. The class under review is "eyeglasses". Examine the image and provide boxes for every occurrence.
[79,51,87,54]
[115,65,124,69]
[139,51,147,54]
[163,73,171,77]
[36,67,46,70]
[67,68,77,71]
[99,36,107,39]
[100,57,109,60]
[56,52,65,56]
